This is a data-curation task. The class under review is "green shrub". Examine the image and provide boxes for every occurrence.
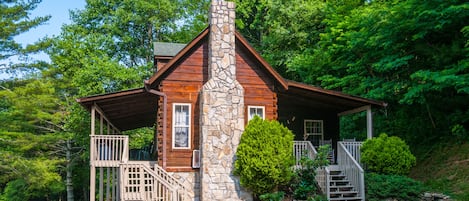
[234,116,295,196]
[259,191,285,201]
[366,173,426,201]
[361,133,416,175]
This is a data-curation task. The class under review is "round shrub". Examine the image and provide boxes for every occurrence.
[234,116,295,196]
[361,133,416,175]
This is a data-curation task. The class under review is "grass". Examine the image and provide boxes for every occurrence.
[409,141,469,201]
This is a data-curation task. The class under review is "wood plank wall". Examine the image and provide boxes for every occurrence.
[156,39,279,171]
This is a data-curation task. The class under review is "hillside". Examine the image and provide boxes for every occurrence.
[410,142,469,200]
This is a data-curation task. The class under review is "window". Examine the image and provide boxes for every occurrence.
[173,103,191,149]
[248,106,265,120]
[304,120,323,147]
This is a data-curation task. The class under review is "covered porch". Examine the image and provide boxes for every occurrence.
[279,81,385,160]
[77,88,193,201]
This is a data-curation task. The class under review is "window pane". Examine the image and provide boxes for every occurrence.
[174,127,189,148]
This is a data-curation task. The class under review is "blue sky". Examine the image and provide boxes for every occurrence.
[15,0,86,47]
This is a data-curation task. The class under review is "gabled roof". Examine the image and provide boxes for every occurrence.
[145,27,289,90]
[153,42,186,57]
[76,26,386,131]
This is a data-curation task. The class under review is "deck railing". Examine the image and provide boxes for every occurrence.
[337,142,365,201]
[293,141,330,198]
[120,162,192,201]
[90,135,129,167]
[341,141,363,164]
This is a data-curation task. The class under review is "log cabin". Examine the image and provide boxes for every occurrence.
[76,1,386,200]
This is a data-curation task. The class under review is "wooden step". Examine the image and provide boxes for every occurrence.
[329,197,362,201]
[330,185,355,192]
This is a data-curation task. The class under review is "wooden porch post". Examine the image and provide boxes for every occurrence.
[90,106,96,201]
[366,107,373,139]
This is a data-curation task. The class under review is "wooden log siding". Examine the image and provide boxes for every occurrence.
[157,42,207,171]
[236,44,277,122]
[155,40,279,171]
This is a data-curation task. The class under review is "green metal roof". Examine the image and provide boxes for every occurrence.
[153,42,186,57]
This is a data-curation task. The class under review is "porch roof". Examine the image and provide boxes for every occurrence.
[76,88,158,131]
[282,80,387,112]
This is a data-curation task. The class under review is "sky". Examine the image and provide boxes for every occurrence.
[16,0,86,47]
[1,0,86,79]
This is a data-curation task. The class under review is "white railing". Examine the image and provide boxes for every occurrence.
[341,141,363,164]
[120,162,192,201]
[293,141,317,167]
[90,135,129,167]
[337,142,365,201]
[293,141,330,198]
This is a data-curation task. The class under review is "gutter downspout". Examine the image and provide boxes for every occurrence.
[144,81,167,169]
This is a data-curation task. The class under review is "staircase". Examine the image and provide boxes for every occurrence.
[90,135,192,201]
[329,168,362,201]
[293,141,364,201]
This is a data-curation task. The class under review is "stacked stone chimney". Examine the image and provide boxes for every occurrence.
[199,0,251,200]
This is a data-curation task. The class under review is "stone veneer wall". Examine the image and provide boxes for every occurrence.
[168,172,200,201]
[199,0,252,200]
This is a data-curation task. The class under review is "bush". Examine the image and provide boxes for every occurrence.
[234,116,295,196]
[361,133,416,175]
[366,173,426,201]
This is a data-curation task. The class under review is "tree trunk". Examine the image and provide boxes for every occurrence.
[66,139,74,201]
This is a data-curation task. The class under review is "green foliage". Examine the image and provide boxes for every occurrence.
[234,116,295,196]
[259,191,285,201]
[0,0,50,61]
[291,145,330,200]
[126,127,155,149]
[366,173,426,201]
[361,133,416,175]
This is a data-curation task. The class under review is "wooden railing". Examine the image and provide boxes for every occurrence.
[337,142,365,201]
[120,162,192,201]
[293,141,330,198]
[90,135,129,167]
[341,141,363,164]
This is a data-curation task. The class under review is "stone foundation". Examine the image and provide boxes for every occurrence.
[169,172,200,201]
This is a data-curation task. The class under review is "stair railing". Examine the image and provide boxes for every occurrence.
[293,141,330,198]
[337,142,365,201]
[120,162,192,201]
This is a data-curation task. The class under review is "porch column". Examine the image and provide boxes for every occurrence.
[338,105,373,139]
[366,107,373,139]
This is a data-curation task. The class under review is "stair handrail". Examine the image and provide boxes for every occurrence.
[120,162,192,201]
[337,141,365,201]
[293,141,330,198]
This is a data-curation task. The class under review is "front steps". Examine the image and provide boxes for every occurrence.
[329,170,362,201]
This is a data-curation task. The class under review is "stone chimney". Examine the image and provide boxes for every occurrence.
[199,0,251,200]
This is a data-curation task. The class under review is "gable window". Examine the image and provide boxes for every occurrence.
[173,103,191,149]
[248,106,265,120]
[304,120,323,147]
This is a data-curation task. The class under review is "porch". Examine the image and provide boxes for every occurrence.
[87,103,193,201]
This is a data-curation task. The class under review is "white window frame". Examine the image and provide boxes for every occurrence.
[304,120,324,146]
[172,103,191,149]
[248,106,265,120]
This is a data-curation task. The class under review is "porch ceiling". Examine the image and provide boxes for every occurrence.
[76,88,158,131]
[281,81,386,113]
